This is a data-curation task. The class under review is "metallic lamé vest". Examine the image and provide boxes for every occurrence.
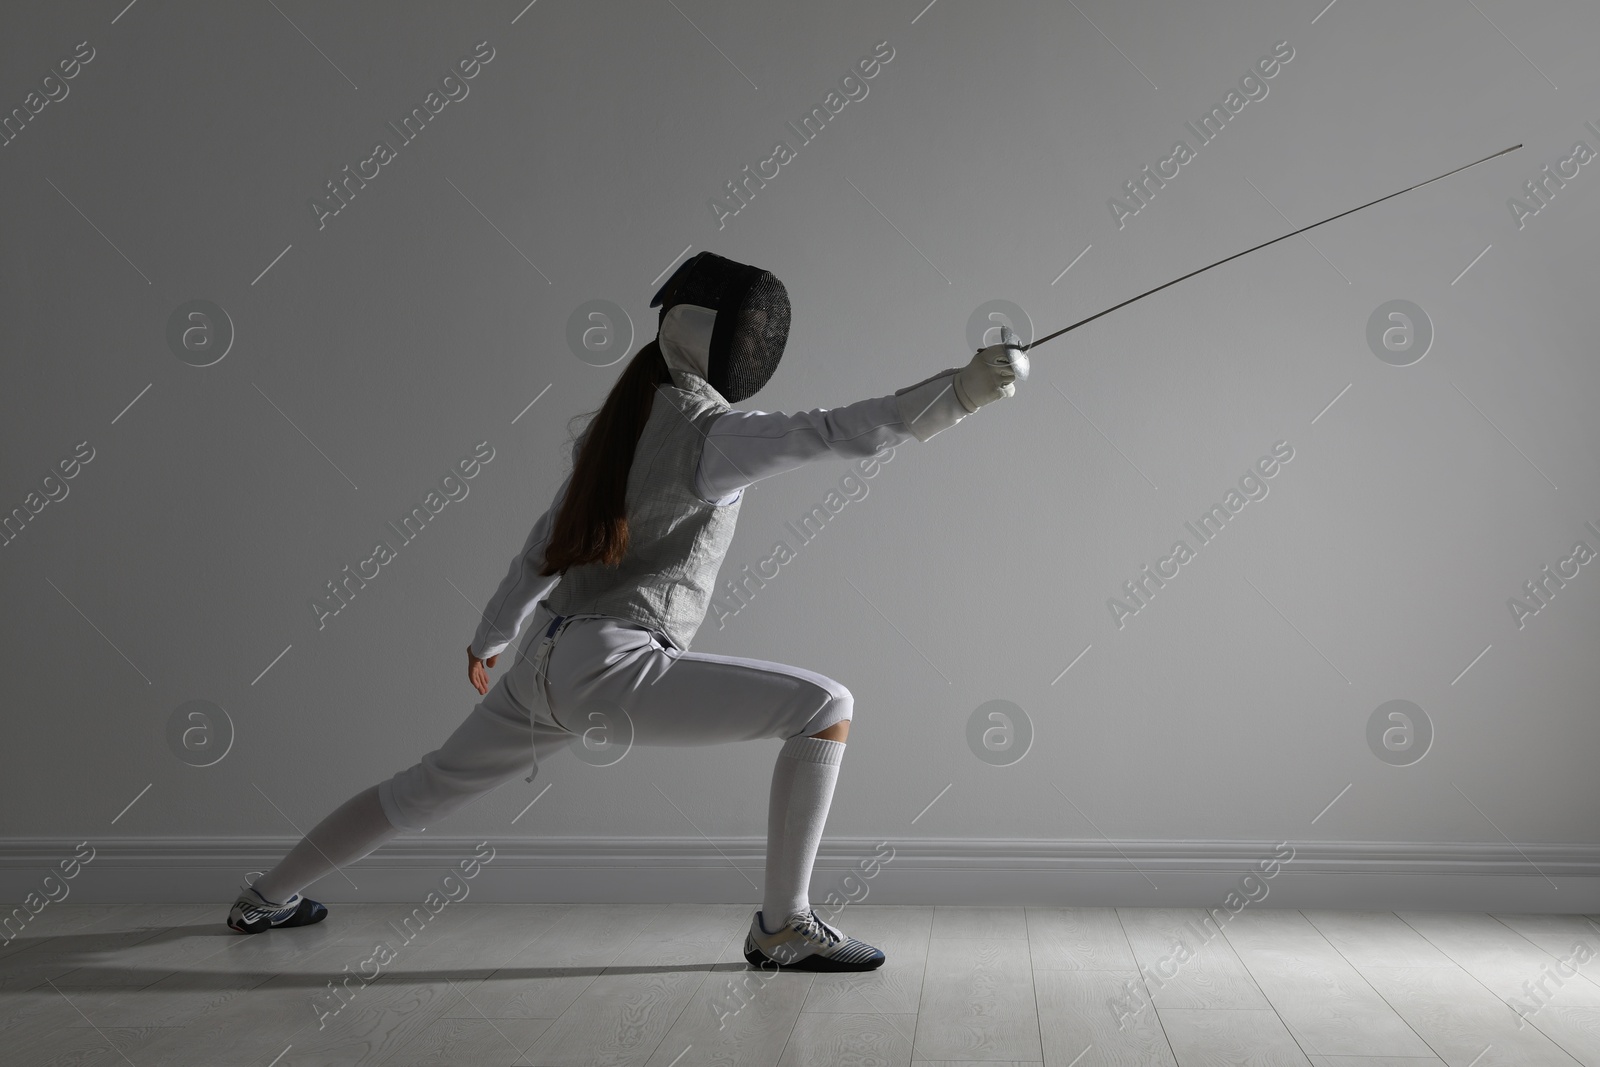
[543,372,740,650]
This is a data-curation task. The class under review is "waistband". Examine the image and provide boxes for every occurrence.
[533,606,679,651]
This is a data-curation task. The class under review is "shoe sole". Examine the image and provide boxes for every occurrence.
[742,934,885,972]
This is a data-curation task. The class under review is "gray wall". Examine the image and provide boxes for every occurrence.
[4,0,1598,901]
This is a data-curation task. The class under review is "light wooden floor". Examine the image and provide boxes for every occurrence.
[4,903,1600,1066]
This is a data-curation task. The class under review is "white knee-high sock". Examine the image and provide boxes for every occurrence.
[761,735,845,932]
[250,784,401,904]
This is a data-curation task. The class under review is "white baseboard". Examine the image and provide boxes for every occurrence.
[3,836,1597,913]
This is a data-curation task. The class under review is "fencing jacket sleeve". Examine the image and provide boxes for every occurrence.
[693,390,934,505]
[469,467,571,661]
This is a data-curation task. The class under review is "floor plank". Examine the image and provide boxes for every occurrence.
[381,1014,553,1066]
[1117,908,1271,1010]
[516,968,707,1066]
[1025,907,1140,972]
[914,936,1041,1062]
[778,1011,917,1067]
[643,950,814,1067]
[933,905,1030,941]
[1304,1057,1445,1065]
[1032,968,1177,1066]
[1300,912,1458,971]
[1356,964,1585,1066]
[1157,1007,1312,1066]
[1222,911,1433,1058]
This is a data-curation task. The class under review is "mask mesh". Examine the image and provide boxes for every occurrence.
[720,272,790,402]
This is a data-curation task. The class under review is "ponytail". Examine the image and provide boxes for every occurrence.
[539,341,672,575]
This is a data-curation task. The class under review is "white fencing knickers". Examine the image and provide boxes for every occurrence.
[377,603,853,832]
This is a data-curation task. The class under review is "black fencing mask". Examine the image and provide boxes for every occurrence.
[650,251,790,404]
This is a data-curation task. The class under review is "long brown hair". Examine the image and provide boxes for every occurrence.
[539,340,672,575]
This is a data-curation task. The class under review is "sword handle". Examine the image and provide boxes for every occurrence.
[980,344,1030,383]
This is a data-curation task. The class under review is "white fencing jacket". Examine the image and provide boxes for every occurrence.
[469,375,968,661]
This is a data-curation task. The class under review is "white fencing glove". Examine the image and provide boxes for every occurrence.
[893,324,1030,442]
[954,325,1029,411]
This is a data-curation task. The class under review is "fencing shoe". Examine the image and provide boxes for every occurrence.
[743,907,885,971]
[226,884,328,934]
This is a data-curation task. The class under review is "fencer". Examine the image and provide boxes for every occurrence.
[225,250,1027,971]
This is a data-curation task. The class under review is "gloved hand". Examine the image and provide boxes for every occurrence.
[953,325,1030,412]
